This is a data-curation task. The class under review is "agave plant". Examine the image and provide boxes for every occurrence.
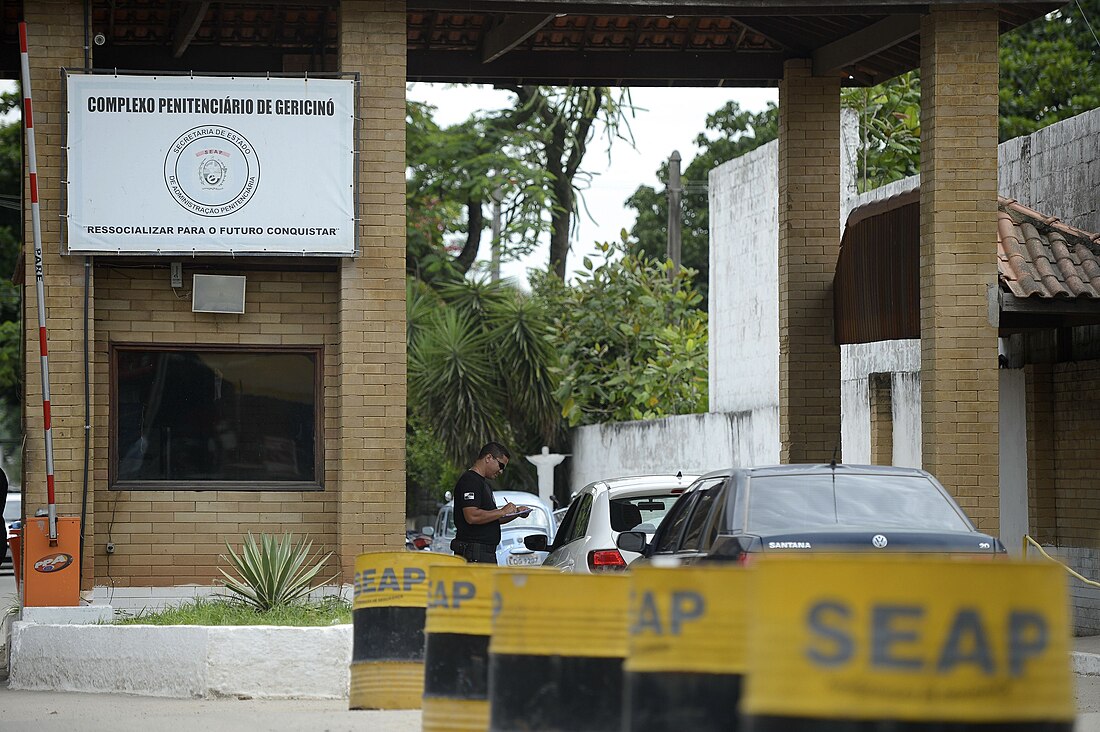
[219,532,335,612]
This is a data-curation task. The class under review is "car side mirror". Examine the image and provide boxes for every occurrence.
[524,534,549,552]
[616,531,648,554]
[421,526,435,537]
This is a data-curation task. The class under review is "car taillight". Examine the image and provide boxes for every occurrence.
[588,549,628,571]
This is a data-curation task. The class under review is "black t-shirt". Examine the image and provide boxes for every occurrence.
[453,470,500,547]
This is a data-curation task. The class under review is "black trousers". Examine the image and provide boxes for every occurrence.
[451,539,498,565]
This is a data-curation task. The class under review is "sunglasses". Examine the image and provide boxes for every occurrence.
[491,455,508,471]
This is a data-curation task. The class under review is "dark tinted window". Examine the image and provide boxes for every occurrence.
[746,474,971,532]
[114,347,319,487]
[651,491,700,553]
[558,494,594,545]
[679,481,724,550]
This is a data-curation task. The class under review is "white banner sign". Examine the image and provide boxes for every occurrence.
[66,74,356,255]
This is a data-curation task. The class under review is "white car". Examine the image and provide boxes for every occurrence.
[3,487,20,569]
[525,473,696,573]
[429,490,558,567]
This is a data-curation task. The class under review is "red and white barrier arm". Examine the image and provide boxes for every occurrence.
[19,22,58,544]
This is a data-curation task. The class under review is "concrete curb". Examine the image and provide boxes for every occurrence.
[1076,651,1100,677]
[9,622,352,699]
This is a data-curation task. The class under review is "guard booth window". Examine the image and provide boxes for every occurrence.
[111,346,321,489]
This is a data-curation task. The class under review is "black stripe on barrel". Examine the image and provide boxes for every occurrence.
[625,670,743,732]
[424,631,490,698]
[488,571,629,732]
[745,718,1072,731]
[624,565,749,732]
[490,653,624,731]
[353,606,426,661]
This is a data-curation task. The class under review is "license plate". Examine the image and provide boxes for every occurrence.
[507,553,539,566]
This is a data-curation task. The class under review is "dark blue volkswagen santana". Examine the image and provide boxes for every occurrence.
[618,463,1005,563]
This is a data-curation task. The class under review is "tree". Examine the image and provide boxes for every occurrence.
[502,86,633,278]
[0,90,22,443]
[407,87,634,282]
[1000,0,1100,141]
[842,71,921,193]
[626,101,778,308]
[534,236,708,426]
[407,277,562,479]
[406,100,552,284]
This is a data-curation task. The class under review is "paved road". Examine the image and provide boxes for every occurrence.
[0,685,1097,731]
[0,688,420,731]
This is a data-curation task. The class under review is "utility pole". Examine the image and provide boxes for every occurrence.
[490,186,503,282]
[667,150,682,279]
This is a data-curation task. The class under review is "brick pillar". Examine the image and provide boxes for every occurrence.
[22,1,96,589]
[778,59,842,463]
[920,8,1000,533]
[336,1,407,578]
[869,373,893,466]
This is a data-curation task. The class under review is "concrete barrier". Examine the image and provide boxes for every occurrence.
[9,621,352,699]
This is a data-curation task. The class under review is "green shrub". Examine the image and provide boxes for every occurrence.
[219,532,335,612]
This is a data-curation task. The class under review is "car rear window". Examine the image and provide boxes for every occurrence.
[745,474,972,533]
[609,493,678,533]
[500,509,551,531]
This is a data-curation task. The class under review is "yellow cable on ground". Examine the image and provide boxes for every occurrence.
[1023,534,1100,589]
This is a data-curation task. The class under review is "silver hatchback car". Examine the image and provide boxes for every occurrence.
[525,473,696,573]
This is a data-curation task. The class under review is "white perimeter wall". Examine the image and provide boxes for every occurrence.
[570,113,857,491]
[708,140,779,415]
[570,410,779,491]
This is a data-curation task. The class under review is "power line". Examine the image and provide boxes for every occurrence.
[1075,0,1100,51]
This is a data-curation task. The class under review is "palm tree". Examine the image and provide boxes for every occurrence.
[407,277,562,471]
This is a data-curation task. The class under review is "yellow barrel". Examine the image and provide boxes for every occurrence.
[624,565,749,731]
[422,563,497,731]
[349,551,465,710]
[742,555,1075,731]
[489,571,629,732]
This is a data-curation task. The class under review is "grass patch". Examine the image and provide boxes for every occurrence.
[115,595,351,626]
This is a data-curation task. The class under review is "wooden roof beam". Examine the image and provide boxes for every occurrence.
[812,13,920,76]
[482,13,556,63]
[411,49,787,85]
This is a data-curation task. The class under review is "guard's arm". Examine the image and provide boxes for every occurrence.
[462,503,516,525]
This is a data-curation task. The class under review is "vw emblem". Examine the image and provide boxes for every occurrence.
[872,534,888,549]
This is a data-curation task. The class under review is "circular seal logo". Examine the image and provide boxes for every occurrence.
[164,126,260,217]
[871,534,889,549]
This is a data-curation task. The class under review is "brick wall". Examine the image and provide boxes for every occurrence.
[91,267,338,585]
[1051,360,1100,547]
[21,0,409,588]
[1026,363,1058,544]
[869,373,893,465]
[777,59,842,463]
[919,9,1001,533]
[336,1,408,570]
